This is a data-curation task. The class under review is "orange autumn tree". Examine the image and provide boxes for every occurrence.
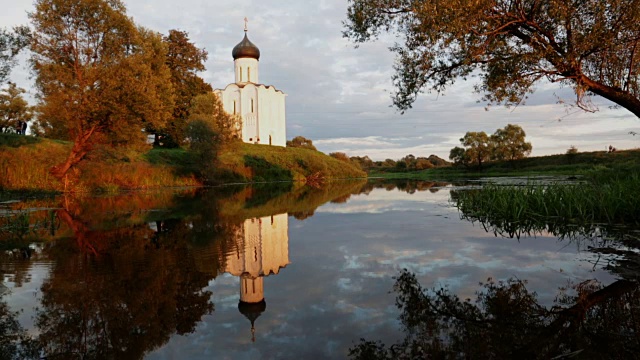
[30,0,174,180]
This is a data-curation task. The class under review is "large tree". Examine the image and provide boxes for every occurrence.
[0,26,30,86]
[159,29,212,147]
[0,82,32,133]
[30,0,174,180]
[461,131,492,168]
[344,0,640,117]
[491,124,532,161]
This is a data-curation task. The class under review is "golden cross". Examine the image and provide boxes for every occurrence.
[244,17,248,32]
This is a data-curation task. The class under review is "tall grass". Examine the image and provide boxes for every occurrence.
[452,173,640,237]
[2,134,365,193]
[0,137,68,192]
[1,135,201,193]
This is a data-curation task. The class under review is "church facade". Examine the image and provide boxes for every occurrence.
[214,28,287,147]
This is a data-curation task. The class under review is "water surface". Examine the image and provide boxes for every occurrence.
[0,180,631,359]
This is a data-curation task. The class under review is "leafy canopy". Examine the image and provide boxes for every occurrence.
[286,136,317,150]
[344,0,640,118]
[450,124,531,166]
[158,29,212,147]
[29,0,175,179]
[0,83,32,134]
[0,26,30,86]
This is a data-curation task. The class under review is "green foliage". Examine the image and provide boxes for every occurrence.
[286,135,317,150]
[452,173,640,238]
[0,26,30,86]
[491,124,532,161]
[188,92,241,145]
[461,131,492,168]
[186,120,220,182]
[451,124,532,168]
[30,0,175,179]
[449,146,468,166]
[344,0,640,118]
[366,154,448,172]
[219,143,366,182]
[156,29,212,147]
[0,83,33,134]
[0,133,39,147]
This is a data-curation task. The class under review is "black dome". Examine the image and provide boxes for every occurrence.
[238,299,266,321]
[232,33,260,60]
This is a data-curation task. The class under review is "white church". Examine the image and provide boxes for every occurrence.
[214,24,287,147]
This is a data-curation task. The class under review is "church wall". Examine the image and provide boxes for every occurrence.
[256,87,286,147]
[241,85,259,143]
[215,85,286,146]
[214,86,241,119]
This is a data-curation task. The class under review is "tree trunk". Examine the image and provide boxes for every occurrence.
[50,126,98,181]
[582,76,640,119]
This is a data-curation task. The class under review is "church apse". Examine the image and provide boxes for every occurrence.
[223,213,289,341]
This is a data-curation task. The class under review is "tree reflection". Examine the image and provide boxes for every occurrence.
[350,270,640,359]
[451,188,640,281]
[3,181,373,357]
[359,179,449,195]
[33,193,216,359]
[0,298,39,360]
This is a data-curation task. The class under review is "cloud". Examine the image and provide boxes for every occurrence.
[1,0,638,160]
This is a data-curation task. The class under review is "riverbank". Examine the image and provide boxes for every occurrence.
[370,148,640,180]
[0,134,365,194]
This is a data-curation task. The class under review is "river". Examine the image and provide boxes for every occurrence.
[0,179,634,359]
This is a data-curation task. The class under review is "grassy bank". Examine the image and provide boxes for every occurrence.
[0,134,200,193]
[372,148,640,180]
[217,143,366,183]
[451,168,640,243]
[1,134,365,193]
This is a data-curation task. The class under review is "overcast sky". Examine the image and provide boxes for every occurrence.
[2,0,639,160]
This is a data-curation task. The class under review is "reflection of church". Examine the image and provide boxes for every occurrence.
[224,213,289,341]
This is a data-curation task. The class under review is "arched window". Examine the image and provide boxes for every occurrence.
[248,67,251,82]
[233,100,236,114]
[251,99,254,113]
[240,67,243,82]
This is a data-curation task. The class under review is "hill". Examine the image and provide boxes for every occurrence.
[0,134,366,193]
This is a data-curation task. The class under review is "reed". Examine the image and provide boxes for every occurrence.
[452,173,640,231]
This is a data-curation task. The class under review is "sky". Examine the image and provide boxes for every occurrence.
[1,0,639,160]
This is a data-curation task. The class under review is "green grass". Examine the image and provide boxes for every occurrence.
[0,133,41,147]
[144,147,194,166]
[373,148,640,180]
[219,143,366,182]
[451,170,640,240]
[1,134,366,193]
